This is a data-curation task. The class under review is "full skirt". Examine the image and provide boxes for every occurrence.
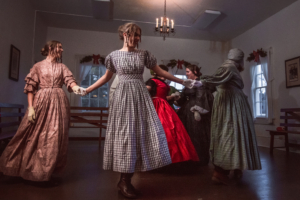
[0,88,70,181]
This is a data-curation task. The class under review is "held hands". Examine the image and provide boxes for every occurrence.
[28,106,36,123]
[72,85,88,96]
[171,92,181,100]
[190,105,209,121]
[182,79,203,89]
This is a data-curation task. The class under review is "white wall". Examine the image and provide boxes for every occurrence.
[231,0,300,151]
[46,27,228,137]
[0,0,35,106]
[34,14,48,63]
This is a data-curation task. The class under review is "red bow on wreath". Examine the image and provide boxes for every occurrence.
[253,51,260,63]
[92,54,101,64]
[177,60,185,69]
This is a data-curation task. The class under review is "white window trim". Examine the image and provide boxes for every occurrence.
[252,47,274,125]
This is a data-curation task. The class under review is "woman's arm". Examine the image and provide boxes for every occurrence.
[27,92,34,107]
[152,65,184,84]
[86,70,114,94]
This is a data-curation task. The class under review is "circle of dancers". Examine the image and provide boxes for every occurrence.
[0,22,261,199]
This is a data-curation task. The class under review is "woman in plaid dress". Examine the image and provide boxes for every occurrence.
[84,23,195,198]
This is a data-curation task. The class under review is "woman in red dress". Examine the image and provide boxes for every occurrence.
[146,65,199,163]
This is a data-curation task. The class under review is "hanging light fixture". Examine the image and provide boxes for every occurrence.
[155,0,175,40]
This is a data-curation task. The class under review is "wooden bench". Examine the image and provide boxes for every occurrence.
[0,103,24,141]
[69,107,108,148]
[267,108,300,155]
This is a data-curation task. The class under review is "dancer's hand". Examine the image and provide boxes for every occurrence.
[194,111,201,121]
[72,85,80,93]
[171,92,181,100]
[190,105,209,121]
[73,86,87,96]
[28,106,35,123]
[77,87,88,96]
[182,79,194,89]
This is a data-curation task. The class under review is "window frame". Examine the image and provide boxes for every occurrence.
[254,65,268,119]
[80,65,109,109]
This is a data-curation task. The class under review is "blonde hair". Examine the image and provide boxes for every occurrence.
[118,22,142,48]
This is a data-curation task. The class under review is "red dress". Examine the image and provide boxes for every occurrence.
[147,78,199,163]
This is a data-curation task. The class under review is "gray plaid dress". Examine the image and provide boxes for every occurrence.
[103,49,172,173]
[201,60,261,170]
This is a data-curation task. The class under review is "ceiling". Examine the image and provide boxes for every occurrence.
[30,0,298,41]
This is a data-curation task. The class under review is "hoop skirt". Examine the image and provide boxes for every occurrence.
[146,78,199,163]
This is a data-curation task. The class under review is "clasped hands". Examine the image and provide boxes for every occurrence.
[72,85,88,96]
[182,79,202,89]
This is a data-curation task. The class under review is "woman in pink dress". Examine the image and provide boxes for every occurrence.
[0,41,81,185]
[146,65,199,163]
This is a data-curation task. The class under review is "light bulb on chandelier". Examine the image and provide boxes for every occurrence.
[155,0,175,40]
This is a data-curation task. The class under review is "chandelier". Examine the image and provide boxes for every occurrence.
[155,0,175,40]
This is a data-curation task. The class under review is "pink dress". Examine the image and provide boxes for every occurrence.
[0,59,76,181]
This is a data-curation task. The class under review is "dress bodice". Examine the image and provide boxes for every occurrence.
[152,79,170,100]
[24,59,76,94]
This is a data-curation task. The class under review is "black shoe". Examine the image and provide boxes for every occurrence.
[117,173,138,199]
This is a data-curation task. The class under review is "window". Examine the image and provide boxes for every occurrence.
[169,75,186,92]
[254,65,267,118]
[81,66,108,108]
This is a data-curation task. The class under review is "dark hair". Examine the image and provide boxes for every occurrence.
[159,65,169,72]
[41,40,62,62]
[152,65,169,77]
[118,23,142,48]
[186,65,202,77]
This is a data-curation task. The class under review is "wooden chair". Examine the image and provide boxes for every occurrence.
[0,103,24,141]
[69,107,108,148]
[267,108,300,155]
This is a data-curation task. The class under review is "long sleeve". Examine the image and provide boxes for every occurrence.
[62,64,77,93]
[24,65,39,95]
[201,67,233,87]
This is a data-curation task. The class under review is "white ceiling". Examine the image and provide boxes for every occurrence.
[31,0,298,41]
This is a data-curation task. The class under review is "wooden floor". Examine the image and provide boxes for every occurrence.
[0,141,300,200]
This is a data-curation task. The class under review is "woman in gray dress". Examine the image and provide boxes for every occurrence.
[199,48,261,184]
[176,65,215,166]
[84,23,195,198]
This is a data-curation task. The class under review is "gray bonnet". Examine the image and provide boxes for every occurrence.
[227,48,244,62]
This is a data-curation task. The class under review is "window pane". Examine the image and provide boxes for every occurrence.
[257,65,262,74]
[261,74,267,87]
[99,97,108,107]
[90,88,98,98]
[90,99,98,107]
[261,88,267,115]
[255,89,261,102]
[170,75,186,91]
[91,74,99,84]
[82,99,89,107]
[255,88,267,117]
[90,66,99,75]
[81,74,89,85]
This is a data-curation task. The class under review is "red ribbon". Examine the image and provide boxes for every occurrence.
[253,51,260,63]
[92,54,101,64]
[177,60,184,69]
